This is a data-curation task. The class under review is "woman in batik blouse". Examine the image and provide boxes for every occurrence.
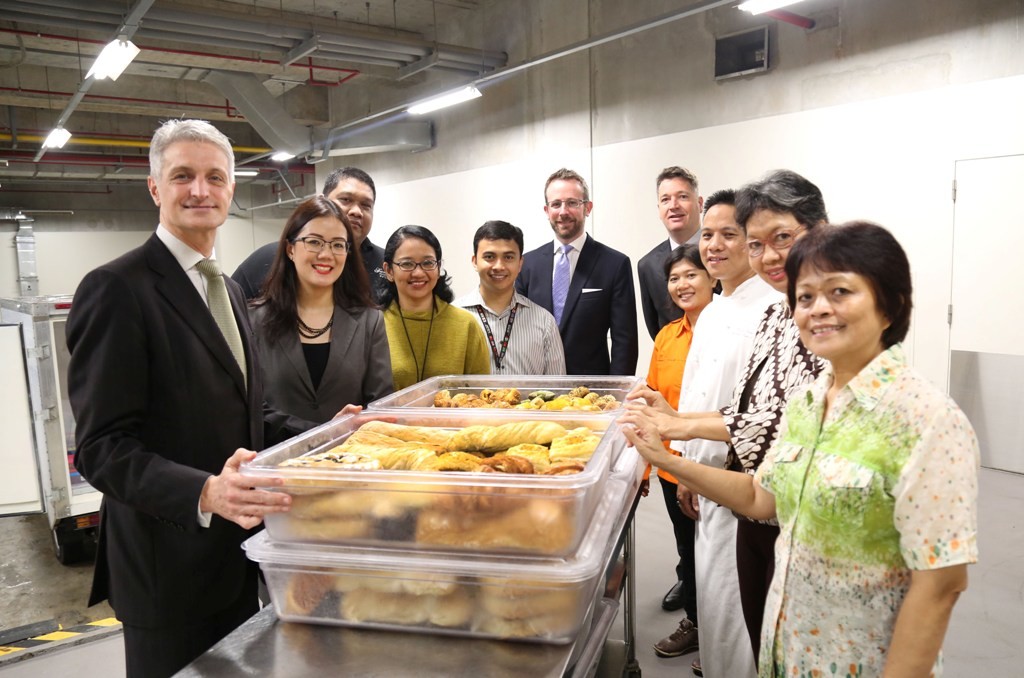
[623,222,979,678]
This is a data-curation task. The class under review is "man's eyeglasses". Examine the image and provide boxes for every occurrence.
[294,236,350,255]
[746,229,804,258]
[392,259,439,272]
[546,198,587,210]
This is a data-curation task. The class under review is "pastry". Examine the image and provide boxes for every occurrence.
[416,497,573,553]
[340,587,473,628]
[541,462,586,476]
[502,444,551,473]
[286,514,373,541]
[283,571,336,615]
[448,421,568,452]
[359,420,454,448]
[478,454,534,474]
[479,585,579,620]
[549,427,600,462]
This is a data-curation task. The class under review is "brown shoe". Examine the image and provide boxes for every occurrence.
[691,658,703,676]
[653,618,699,658]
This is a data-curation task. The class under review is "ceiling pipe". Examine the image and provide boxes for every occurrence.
[0,132,270,154]
[32,0,156,162]
[307,0,736,163]
[765,9,816,30]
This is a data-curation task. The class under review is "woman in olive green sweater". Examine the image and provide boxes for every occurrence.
[381,225,490,390]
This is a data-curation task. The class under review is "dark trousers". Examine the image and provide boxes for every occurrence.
[735,519,779,664]
[658,475,698,625]
[122,591,258,678]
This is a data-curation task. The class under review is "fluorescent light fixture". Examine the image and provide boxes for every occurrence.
[42,127,72,149]
[235,169,259,177]
[407,85,482,115]
[271,151,295,162]
[738,0,805,14]
[86,38,141,81]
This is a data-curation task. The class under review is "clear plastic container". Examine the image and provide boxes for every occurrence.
[242,410,623,556]
[243,476,632,643]
[368,375,645,416]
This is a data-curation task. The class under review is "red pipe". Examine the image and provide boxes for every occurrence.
[0,27,360,79]
[765,9,816,30]
[0,86,244,118]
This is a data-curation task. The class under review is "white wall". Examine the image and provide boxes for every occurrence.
[363,73,1024,390]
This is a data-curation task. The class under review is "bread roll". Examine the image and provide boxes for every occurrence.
[416,497,573,553]
[449,421,568,453]
[340,587,473,628]
[479,586,579,620]
[359,421,454,448]
[549,427,600,462]
[502,444,551,473]
[283,571,335,615]
[286,515,372,541]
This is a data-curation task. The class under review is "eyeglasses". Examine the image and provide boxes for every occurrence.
[294,236,350,255]
[392,259,439,272]
[746,228,804,258]
[546,198,587,210]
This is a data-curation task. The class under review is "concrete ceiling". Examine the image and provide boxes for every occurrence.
[0,0,504,189]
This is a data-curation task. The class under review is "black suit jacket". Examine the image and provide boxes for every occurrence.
[67,234,305,628]
[637,240,684,340]
[516,235,638,375]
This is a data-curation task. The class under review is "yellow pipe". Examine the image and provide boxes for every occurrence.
[0,133,271,154]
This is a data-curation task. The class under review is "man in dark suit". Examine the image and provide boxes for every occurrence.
[637,166,704,340]
[232,166,387,301]
[67,119,307,678]
[516,168,638,375]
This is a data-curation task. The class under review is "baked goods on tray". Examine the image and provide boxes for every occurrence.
[269,420,604,553]
[433,385,621,411]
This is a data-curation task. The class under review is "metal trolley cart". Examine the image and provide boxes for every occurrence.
[0,295,100,563]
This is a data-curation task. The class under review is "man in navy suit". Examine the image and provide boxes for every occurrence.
[637,166,703,340]
[516,168,638,375]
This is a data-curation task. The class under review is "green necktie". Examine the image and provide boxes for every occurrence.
[196,258,247,389]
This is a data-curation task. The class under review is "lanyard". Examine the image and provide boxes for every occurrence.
[476,303,518,370]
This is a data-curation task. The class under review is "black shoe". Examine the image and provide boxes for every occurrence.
[691,658,703,676]
[661,580,686,611]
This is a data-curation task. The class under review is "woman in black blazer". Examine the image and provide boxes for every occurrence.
[250,195,393,422]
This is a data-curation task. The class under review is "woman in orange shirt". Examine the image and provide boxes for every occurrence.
[644,243,716,658]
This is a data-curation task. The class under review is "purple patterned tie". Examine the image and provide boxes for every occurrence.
[552,243,572,324]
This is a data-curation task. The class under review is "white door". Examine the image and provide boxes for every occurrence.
[0,324,44,515]
[948,154,1024,473]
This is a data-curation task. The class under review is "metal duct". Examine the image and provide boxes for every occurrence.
[11,213,38,296]
[312,121,433,157]
[202,71,309,155]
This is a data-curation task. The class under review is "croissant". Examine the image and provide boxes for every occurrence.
[448,421,568,453]
[478,454,535,474]
[360,420,454,448]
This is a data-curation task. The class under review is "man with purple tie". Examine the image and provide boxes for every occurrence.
[516,168,638,376]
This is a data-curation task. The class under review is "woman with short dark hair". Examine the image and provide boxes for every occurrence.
[250,195,392,422]
[381,225,490,390]
[623,221,979,677]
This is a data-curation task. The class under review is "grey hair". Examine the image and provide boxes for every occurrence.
[149,119,234,181]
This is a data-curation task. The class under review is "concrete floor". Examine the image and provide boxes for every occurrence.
[1,468,1021,676]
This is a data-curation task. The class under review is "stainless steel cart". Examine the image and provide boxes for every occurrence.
[179,488,643,677]
[0,295,100,563]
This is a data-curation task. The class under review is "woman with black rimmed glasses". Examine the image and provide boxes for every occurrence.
[250,195,393,423]
[380,225,490,390]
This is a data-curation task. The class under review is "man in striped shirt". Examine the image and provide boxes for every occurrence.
[455,220,567,375]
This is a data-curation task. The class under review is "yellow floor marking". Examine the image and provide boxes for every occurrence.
[32,631,79,641]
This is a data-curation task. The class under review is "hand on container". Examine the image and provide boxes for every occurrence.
[200,448,290,529]
[333,403,363,419]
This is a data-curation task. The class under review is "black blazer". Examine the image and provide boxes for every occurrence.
[516,235,638,376]
[67,234,306,628]
[249,303,394,422]
[637,240,684,341]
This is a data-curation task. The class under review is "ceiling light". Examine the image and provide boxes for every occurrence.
[86,38,140,81]
[271,151,295,162]
[738,0,805,14]
[42,127,72,149]
[235,169,259,177]
[407,85,482,115]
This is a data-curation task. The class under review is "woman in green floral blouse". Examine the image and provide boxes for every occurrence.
[622,221,979,678]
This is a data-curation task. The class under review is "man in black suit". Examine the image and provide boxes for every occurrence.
[67,119,307,678]
[637,166,704,340]
[516,168,638,375]
[232,166,387,301]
